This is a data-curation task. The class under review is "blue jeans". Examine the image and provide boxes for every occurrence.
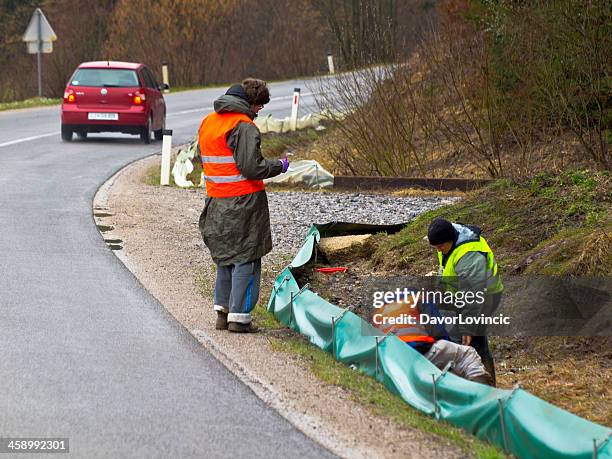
[213,259,261,324]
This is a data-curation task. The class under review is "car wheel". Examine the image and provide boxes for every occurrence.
[76,131,88,140]
[141,115,152,144]
[154,115,165,141]
[61,124,73,142]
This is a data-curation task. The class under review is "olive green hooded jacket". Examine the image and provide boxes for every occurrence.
[198,94,283,265]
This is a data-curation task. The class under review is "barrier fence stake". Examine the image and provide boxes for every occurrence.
[498,399,509,452]
[273,275,291,294]
[431,361,453,420]
[509,383,523,400]
[297,283,311,295]
[328,303,356,359]
[290,88,301,131]
[374,337,379,378]
[593,433,612,459]
[431,374,439,419]
[271,275,292,314]
[331,317,336,358]
[333,305,355,323]
[281,282,310,326]
[160,129,173,186]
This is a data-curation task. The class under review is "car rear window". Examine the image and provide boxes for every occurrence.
[70,69,140,87]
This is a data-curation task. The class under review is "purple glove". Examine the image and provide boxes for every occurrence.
[280,156,289,173]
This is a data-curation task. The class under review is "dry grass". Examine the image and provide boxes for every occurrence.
[574,230,612,276]
[494,337,611,426]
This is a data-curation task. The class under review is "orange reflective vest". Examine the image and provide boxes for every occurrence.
[198,112,265,198]
[374,299,435,344]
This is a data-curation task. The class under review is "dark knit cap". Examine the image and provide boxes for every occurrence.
[225,84,248,102]
[427,218,457,245]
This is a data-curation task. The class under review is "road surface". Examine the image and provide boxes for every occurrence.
[0,80,334,458]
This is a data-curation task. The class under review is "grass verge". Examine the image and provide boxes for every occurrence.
[144,160,178,187]
[0,97,61,111]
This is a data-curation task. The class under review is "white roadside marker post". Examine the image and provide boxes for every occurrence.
[327,53,335,75]
[161,62,170,93]
[160,129,173,186]
[290,88,301,131]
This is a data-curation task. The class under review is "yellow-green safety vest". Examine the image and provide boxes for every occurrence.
[437,237,504,294]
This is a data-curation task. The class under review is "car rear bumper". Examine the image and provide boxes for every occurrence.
[61,105,147,128]
[62,123,144,134]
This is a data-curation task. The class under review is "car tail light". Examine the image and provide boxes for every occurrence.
[63,89,76,103]
[133,90,146,105]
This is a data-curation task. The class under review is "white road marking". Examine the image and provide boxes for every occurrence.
[167,107,212,117]
[0,131,58,148]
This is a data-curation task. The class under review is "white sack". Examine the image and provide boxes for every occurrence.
[264,159,333,188]
[172,139,198,188]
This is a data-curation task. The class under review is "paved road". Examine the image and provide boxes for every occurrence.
[0,80,334,458]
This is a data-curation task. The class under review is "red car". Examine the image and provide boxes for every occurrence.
[61,61,168,143]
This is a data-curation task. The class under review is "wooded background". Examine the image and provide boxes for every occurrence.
[1,0,608,175]
[0,0,432,101]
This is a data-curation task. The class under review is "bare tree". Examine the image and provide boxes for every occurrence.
[312,0,398,67]
[312,62,433,176]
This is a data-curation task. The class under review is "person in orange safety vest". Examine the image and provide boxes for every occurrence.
[374,293,493,385]
[198,79,289,333]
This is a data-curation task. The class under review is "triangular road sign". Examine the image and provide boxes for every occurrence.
[23,8,57,43]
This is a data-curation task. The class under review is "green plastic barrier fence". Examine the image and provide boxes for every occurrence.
[267,223,612,459]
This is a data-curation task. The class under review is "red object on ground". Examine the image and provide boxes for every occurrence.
[314,267,348,274]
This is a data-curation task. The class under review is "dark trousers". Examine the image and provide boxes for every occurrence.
[473,293,502,384]
[453,292,502,384]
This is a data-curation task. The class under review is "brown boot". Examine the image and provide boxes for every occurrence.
[228,321,259,333]
[215,311,228,330]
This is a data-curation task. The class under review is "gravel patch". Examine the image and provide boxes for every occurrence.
[94,154,468,459]
[268,192,457,253]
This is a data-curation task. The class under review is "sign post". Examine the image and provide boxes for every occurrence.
[22,8,57,97]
